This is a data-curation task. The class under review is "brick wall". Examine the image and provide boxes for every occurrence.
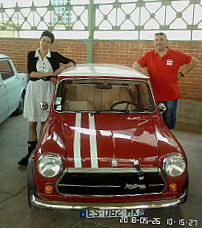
[0,38,201,101]
[0,38,86,74]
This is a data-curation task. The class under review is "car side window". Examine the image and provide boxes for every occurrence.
[0,60,14,80]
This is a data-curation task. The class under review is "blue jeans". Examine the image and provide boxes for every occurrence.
[157,99,178,129]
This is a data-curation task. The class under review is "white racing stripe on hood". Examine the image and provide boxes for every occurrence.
[89,114,98,168]
[74,113,82,168]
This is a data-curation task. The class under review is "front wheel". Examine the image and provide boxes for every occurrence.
[27,189,37,210]
[27,153,37,210]
[13,92,25,115]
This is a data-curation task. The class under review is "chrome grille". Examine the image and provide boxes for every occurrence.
[57,172,165,196]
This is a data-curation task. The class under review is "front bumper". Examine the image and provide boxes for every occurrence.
[29,189,187,210]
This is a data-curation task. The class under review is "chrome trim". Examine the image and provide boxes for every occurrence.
[67,167,159,173]
[58,184,121,188]
[55,191,166,197]
[30,190,187,210]
[56,190,166,197]
[149,184,165,187]
[58,183,164,189]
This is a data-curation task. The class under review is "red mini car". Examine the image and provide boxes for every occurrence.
[27,64,188,217]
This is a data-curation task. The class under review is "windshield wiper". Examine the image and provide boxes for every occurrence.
[136,108,154,113]
[100,110,130,114]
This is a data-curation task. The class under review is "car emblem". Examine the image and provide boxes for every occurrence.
[125,183,146,190]
[112,158,118,166]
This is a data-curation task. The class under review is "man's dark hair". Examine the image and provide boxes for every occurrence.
[154,32,167,39]
[40,31,55,43]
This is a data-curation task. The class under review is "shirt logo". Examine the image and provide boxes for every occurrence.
[166,59,173,66]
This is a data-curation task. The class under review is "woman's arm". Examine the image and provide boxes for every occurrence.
[61,61,75,69]
[29,71,54,78]
[56,52,76,66]
[53,62,75,76]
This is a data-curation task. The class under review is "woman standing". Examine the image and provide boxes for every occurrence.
[18,31,75,166]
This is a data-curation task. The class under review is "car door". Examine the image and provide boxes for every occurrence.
[0,71,8,124]
[0,59,21,117]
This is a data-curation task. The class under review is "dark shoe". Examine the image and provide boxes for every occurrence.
[18,154,30,166]
[18,140,37,166]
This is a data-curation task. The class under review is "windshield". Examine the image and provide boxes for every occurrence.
[53,79,155,113]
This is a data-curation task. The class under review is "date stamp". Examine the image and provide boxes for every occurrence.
[119,217,199,226]
[120,217,161,225]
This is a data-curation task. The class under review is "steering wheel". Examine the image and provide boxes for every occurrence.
[110,101,137,111]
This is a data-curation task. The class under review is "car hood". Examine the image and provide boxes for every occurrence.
[60,113,159,169]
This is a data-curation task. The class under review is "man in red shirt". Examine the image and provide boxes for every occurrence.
[132,32,198,129]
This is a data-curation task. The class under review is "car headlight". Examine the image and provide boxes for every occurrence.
[37,153,63,178]
[163,154,186,177]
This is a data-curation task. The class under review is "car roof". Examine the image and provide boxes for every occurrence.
[59,64,148,79]
[0,54,9,59]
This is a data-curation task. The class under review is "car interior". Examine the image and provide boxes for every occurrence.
[54,79,154,113]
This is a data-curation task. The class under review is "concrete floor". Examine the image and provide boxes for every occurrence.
[0,114,201,228]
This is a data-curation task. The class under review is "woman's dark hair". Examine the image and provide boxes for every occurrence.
[40,31,55,43]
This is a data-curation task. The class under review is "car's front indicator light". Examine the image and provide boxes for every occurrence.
[44,184,54,194]
[169,183,178,192]
[37,153,63,178]
[163,154,186,177]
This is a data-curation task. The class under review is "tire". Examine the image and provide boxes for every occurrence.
[27,189,37,210]
[13,91,25,115]
[27,152,37,210]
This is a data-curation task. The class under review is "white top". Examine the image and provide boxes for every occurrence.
[35,48,53,73]
[23,49,54,122]
[59,64,148,79]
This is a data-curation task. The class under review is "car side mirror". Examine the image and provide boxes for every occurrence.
[40,101,48,111]
[158,103,167,114]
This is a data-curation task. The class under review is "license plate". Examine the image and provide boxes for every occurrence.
[80,209,145,218]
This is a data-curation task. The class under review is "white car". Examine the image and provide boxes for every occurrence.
[0,54,27,124]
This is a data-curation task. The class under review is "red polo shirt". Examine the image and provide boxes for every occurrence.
[137,48,192,101]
